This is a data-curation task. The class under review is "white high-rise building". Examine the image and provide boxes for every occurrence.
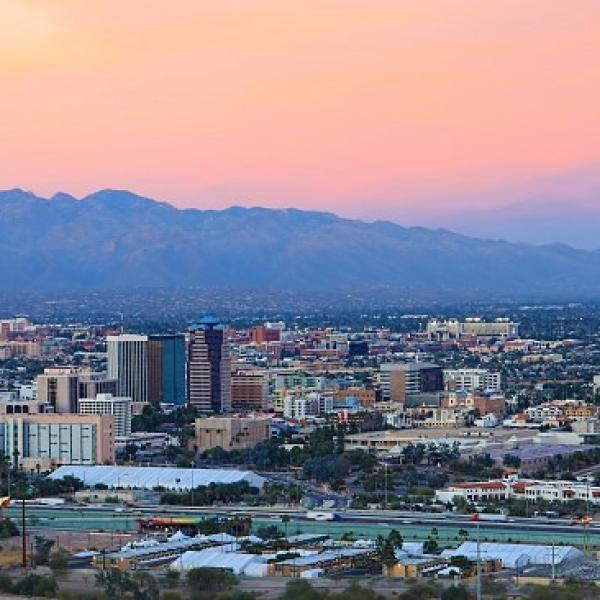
[107,335,149,409]
[78,393,132,438]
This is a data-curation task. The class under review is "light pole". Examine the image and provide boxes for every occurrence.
[471,513,482,600]
[190,461,195,506]
[384,463,388,510]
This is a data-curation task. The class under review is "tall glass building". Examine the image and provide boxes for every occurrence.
[148,334,186,406]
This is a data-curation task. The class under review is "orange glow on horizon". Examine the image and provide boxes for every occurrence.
[0,1,599,220]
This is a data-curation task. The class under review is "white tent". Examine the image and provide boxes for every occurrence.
[170,549,268,576]
[48,465,266,490]
[441,542,583,569]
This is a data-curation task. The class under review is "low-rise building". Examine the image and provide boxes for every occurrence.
[283,393,333,420]
[190,416,272,453]
[0,413,115,470]
[437,476,600,506]
[444,369,502,393]
[78,393,132,438]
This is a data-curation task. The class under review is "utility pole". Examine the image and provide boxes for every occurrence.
[21,498,27,569]
[384,463,388,510]
[190,462,195,506]
[471,513,482,600]
[551,542,555,582]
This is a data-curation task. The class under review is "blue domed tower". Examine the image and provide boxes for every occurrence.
[187,316,231,413]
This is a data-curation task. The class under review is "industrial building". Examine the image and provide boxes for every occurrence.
[441,542,583,569]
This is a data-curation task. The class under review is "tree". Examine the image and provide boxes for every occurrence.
[95,568,158,600]
[332,582,381,600]
[186,568,236,595]
[399,583,439,600]
[164,570,180,585]
[0,517,19,538]
[440,585,470,600]
[423,537,439,554]
[376,535,397,570]
[503,454,522,469]
[34,535,56,566]
[387,529,403,549]
[279,579,323,600]
[131,572,159,600]
[49,549,70,571]
[12,574,57,598]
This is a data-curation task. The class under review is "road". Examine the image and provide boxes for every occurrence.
[5,503,600,548]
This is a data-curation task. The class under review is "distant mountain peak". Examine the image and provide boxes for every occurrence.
[0,188,41,202]
[0,187,599,296]
[81,189,175,211]
[50,192,77,203]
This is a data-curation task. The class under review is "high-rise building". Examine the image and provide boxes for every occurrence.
[36,368,80,413]
[107,334,149,410]
[148,334,186,406]
[187,316,231,413]
[379,362,443,404]
[78,393,133,438]
[231,370,269,411]
[78,373,118,400]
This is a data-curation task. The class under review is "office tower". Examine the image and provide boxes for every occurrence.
[36,368,80,413]
[231,370,268,411]
[107,334,149,410]
[148,334,186,406]
[78,373,118,400]
[379,362,443,404]
[78,393,132,437]
[187,316,231,413]
[348,339,369,357]
[0,413,115,469]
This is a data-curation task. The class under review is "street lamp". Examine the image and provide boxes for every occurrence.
[22,485,34,569]
[470,513,481,600]
[190,461,195,506]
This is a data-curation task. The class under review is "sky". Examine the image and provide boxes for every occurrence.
[1,0,599,227]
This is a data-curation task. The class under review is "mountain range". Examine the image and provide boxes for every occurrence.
[1,188,599,297]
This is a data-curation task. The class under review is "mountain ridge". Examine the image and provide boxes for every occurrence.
[1,188,599,296]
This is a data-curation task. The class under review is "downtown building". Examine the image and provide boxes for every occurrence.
[36,368,117,414]
[78,393,133,438]
[187,316,231,414]
[379,362,443,405]
[0,413,115,471]
[107,333,186,412]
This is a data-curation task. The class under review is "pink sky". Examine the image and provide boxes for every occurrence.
[1,0,599,221]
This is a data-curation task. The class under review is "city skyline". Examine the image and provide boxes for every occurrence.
[1,1,599,237]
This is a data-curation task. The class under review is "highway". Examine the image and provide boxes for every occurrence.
[4,503,600,547]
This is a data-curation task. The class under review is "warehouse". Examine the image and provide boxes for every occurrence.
[272,548,375,576]
[441,542,583,569]
[48,465,266,490]
[98,533,239,569]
